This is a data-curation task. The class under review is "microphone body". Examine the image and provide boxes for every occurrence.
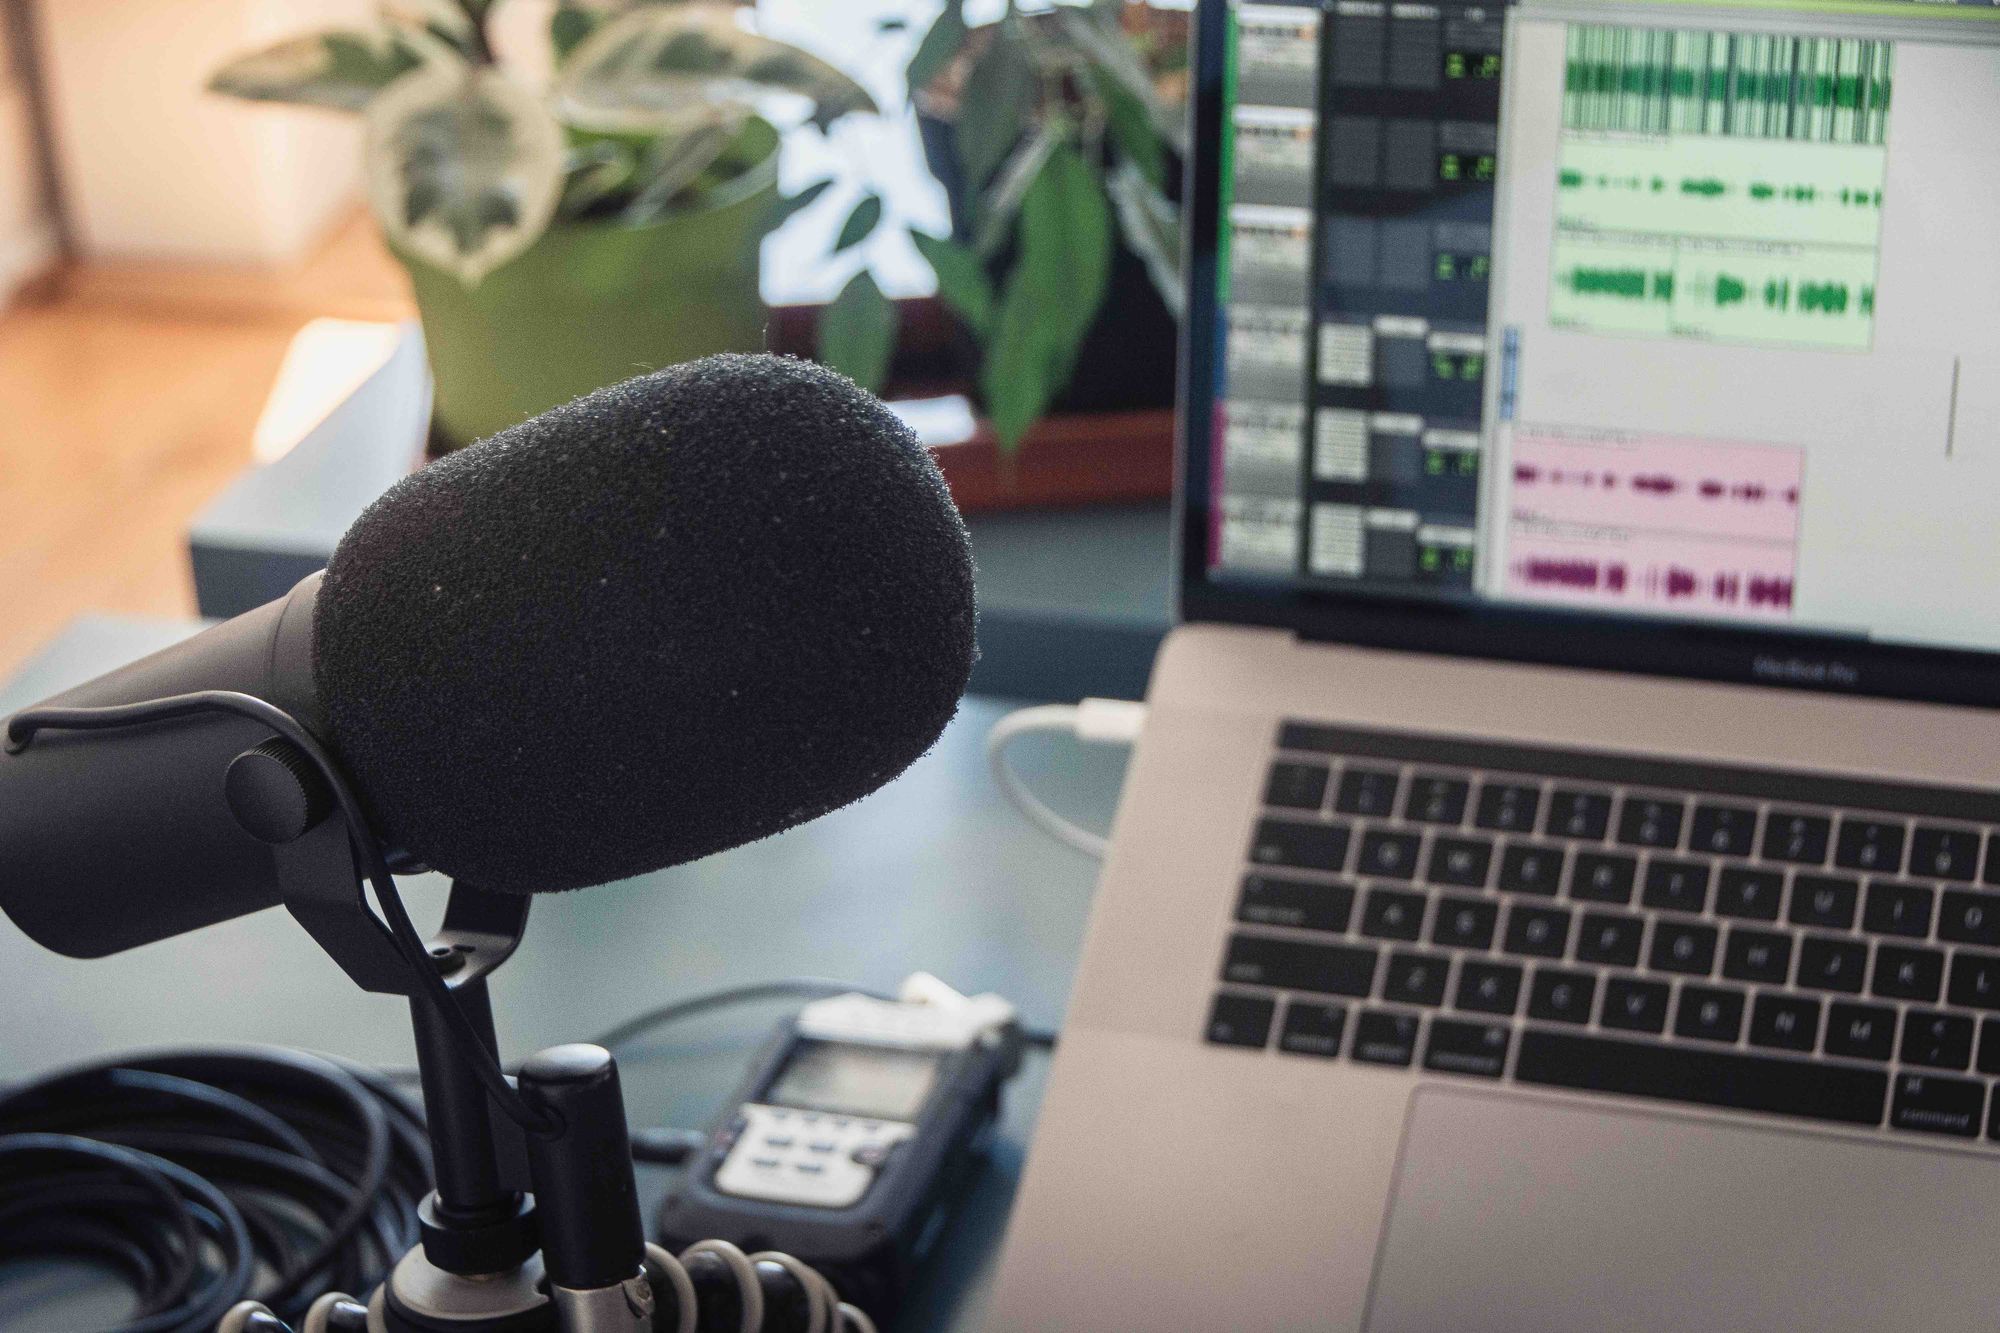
[0,577,321,956]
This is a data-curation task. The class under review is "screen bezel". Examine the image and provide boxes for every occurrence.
[1178,0,2000,710]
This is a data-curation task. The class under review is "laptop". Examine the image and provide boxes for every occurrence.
[987,1,2000,1327]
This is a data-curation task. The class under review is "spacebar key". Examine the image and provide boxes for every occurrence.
[1516,1030,1887,1127]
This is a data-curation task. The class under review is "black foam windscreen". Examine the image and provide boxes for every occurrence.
[312,354,976,894]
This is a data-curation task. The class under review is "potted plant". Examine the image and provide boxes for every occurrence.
[863,0,1190,456]
[209,1,877,450]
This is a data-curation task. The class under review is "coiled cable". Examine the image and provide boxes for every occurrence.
[0,1046,429,1333]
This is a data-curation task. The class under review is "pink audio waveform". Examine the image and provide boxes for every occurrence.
[1517,559,1793,609]
[1505,427,1803,624]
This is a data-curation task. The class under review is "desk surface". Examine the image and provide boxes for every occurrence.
[0,617,1126,1331]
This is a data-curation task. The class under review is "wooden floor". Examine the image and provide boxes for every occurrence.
[0,210,413,676]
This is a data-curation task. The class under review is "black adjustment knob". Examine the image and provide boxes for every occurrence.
[225,738,334,843]
[517,1044,647,1292]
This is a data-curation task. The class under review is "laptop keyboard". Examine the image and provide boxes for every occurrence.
[1207,721,2000,1142]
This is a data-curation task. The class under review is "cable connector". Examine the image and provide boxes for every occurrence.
[986,699,1149,860]
[1073,697,1149,745]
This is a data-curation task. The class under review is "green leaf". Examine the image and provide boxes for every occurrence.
[905,0,967,95]
[910,229,995,341]
[208,28,425,112]
[557,139,637,217]
[366,66,565,284]
[1105,160,1183,320]
[618,115,744,223]
[952,21,1035,191]
[818,269,898,394]
[769,176,835,230]
[555,4,877,136]
[551,6,602,62]
[970,121,1057,258]
[833,193,883,254]
[1089,63,1165,190]
[980,143,1114,453]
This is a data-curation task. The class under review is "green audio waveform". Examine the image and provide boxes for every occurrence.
[1563,26,1893,145]
[1564,266,1876,318]
[1561,173,1880,211]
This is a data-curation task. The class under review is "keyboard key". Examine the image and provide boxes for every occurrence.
[1356,829,1422,880]
[1404,774,1469,825]
[1721,928,1792,985]
[1575,911,1644,968]
[1383,951,1451,1007]
[1474,782,1541,833]
[1910,825,1980,882]
[1250,818,1351,872]
[1221,935,1378,996]
[1568,851,1637,905]
[1235,876,1355,933]
[1980,1017,2000,1075]
[1616,795,1685,849]
[1360,888,1426,941]
[1871,944,1943,1002]
[1503,904,1572,959]
[1762,811,1831,865]
[1496,842,1566,896]
[1334,766,1400,817]
[1351,1009,1420,1066]
[1674,984,1746,1043]
[1526,968,1596,1024]
[1834,818,1906,874]
[1862,881,1933,938]
[1205,993,1274,1048]
[1715,867,1784,921]
[1276,1000,1347,1057]
[1749,993,1820,1052]
[1689,802,1758,856]
[1600,977,1671,1033]
[1787,874,1858,930]
[1454,960,1523,1015]
[1426,836,1493,888]
[1824,1002,1897,1061]
[1940,890,2000,947]
[1264,761,1329,812]
[1515,1031,1886,1127]
[1641,858,1711,914]
[1797,936,1869,993]
[1648,921,1718,976]
[1545,788,1612,840]
[1430,896,1498,950]
[1986,836,2000,888]
[1900,1010,1974,1070]
[1947,950,2000,1012]
[1423,1018,1511,1078]
[1891,1073,1983,1138]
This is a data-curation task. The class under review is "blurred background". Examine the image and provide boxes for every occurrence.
[0,0,1190,684]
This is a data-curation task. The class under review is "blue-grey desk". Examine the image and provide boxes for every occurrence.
[0,616,1128,1332]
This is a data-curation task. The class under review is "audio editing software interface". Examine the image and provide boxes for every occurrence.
[1209,0,2000,653]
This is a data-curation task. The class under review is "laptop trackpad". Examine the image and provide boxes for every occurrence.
[1365,1086,2000,1332]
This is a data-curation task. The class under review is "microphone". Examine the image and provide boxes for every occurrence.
[0,353,977,957]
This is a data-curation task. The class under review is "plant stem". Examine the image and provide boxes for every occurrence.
[458,0,496,64]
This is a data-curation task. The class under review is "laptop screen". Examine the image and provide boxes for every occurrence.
[1181,0,2000,705]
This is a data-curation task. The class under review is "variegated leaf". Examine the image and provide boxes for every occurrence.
[366,67,565,285]
[208,27,429,112]
[553,3,876,135]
